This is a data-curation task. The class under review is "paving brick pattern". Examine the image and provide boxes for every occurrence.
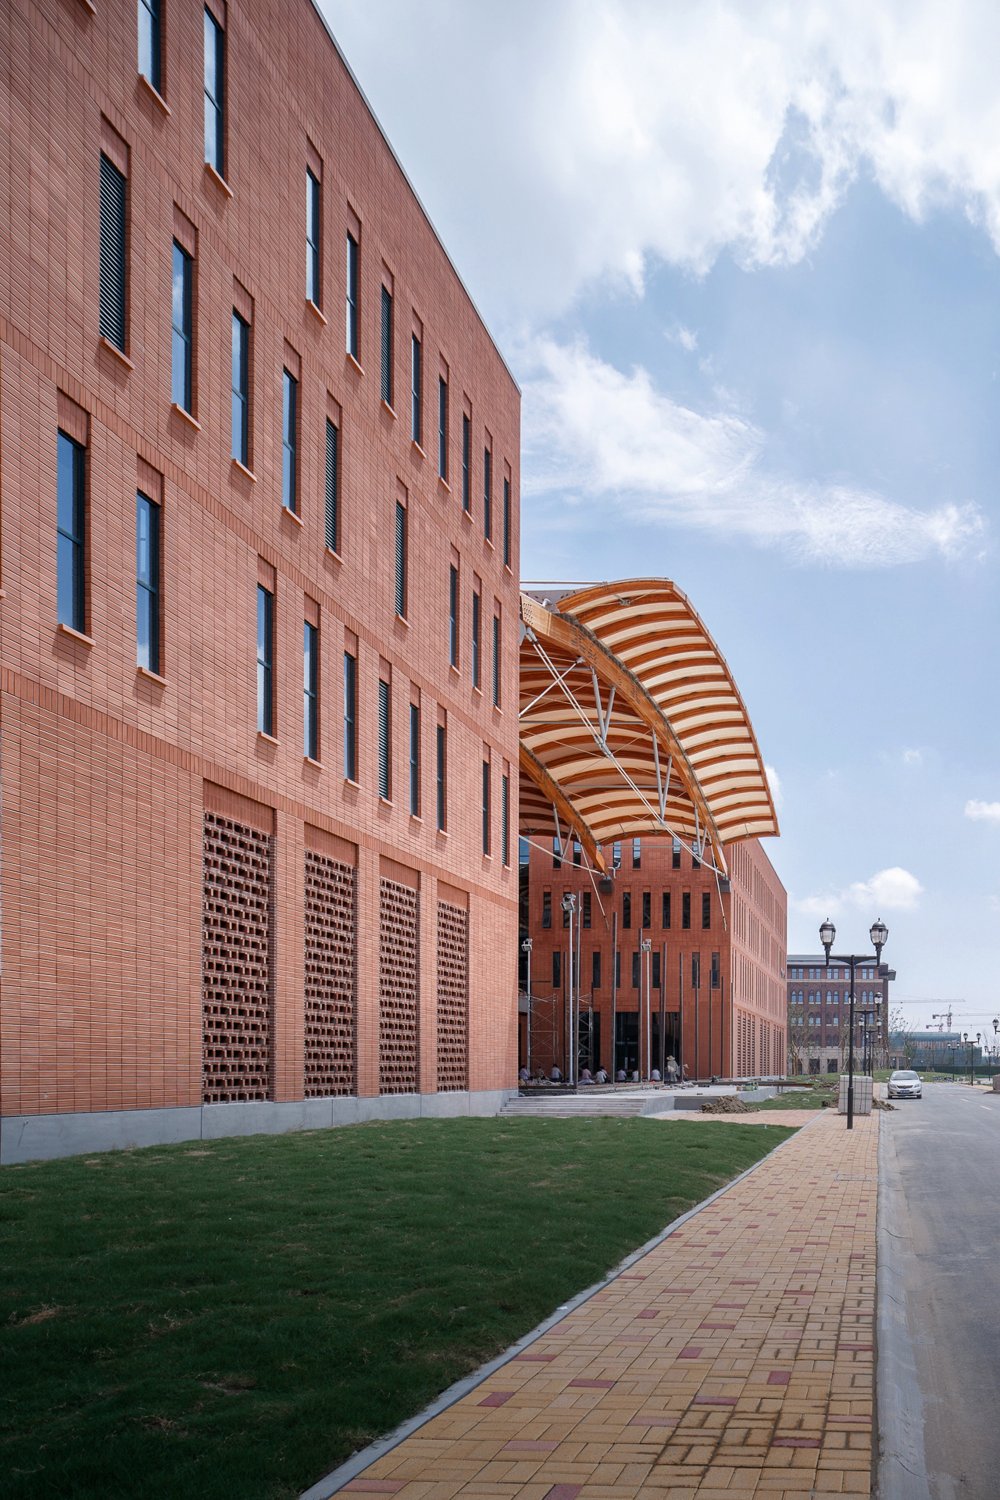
[338,1113,877,1499]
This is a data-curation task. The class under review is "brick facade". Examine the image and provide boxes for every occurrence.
[0,0,520,1139]
[522,835,787,1081]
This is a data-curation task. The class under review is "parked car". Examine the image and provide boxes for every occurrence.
[888,1069,923,1099]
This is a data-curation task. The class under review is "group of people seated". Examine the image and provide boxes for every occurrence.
[518,1056,686,1086]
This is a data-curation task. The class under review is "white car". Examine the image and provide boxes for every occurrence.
[888,1069,923,1099]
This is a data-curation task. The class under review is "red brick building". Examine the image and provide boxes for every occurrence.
[0,0,521,1159]
[786,955,888,1075]
[522,834,787,1081]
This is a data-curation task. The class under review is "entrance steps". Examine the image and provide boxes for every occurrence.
[500,1089,669,1120]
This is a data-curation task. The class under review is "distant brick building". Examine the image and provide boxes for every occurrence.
[786,955,888,1074]
[0,0,520,1160]
[522,835,787,1080]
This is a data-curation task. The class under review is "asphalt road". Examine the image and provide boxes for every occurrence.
[878,1082,1000,1500]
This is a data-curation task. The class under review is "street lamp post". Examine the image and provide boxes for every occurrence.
[562,893,576,1085]
[963,1031,980,1088]
[820,918,888,1130]
[521,937,533,1078]
[641,937,652,1078]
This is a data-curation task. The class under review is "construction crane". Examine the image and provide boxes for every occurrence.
[930,1006,962,1031]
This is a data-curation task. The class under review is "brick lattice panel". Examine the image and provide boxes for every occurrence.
[437,902,469,1091]
[202,813,274,1102]
[304,851,357,1097]
[379,878,420,1094]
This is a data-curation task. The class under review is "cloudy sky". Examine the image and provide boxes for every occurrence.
[325,0,1000,1034]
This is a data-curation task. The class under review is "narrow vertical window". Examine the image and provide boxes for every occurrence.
[702,891,711,929]
[438,376,448,480]
[306,168,321,306]
[448,564,458,667]
[483,444,492,541]
[482,758,491,855]
[171,241,193,412]
[662,891,671,929]
[282,369,298,512]
[592,951,602,990]
[346,232,359,358]
[409,702,420,816]
[203,7,225,177]
[303,620,318,760]
[553,952,562,989]
[395,501,407,617]
[257,584,273,736]
[380,285,393,406]
[501,773,510,866]
[231,310,249,464]
[492,611,501,708]
[325,418,339,552]
[672,835,681,869]
[435,722,446,831]
[542,890,552,929]
[57,432,86,633]
[136,492,160,673]
[632,837,641,868]
[682,892,691,929]
[138,0,161,93]
[622,891,631,929]
[641,890,651,928]
[378,678,391,799]
[553,837,562,869]
[343,651,357,781]
[99,154,127,351]
[461,412,471,512]
[582,890,592,927]
[471,588,481,689]
[410,333,422,445]
[503,475,511,568]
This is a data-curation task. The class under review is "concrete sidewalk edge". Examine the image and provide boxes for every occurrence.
[300,1114,819,1500]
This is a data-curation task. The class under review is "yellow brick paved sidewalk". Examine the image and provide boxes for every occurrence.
[337,1112,877,1500]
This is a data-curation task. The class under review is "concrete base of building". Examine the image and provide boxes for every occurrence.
[0,1089,517,1165]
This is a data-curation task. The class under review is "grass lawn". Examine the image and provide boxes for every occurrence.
[747,1083,838,1111]
[1,1117,792,1499]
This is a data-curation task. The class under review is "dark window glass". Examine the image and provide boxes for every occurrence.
[438,377,448,480]
[682,892,691,929]
[632,952,640,989]
[615,951,621,989]
[711,952,720,989]
[622,891,631,929]
[303,620,318,759]
[552,837,562,869]
[483,445,492,540]
[380,285,393,405]
[672,835,681,869]
[501,773,509,865]
[343,651,357,781]
[662,891,671,928]
[632,837,641,868]
[612,840,621,867]
[482,759,491,855]
[411,334,422,445]
[325,419,339,552]
[203,7,225,175]
[573,839,581,866]
[542,891,552,929]
[99,154,127,350]
[57,432,86,633]
[231,311,249,463]
[553,952,562,989]
[471,589,481,688]
[503,476,511,568]
[346,232,359,358]
[378,679,391,799]
[257,585,273,735]
[136,491,160,673]
[641,891,651,929]
[138,0,161,93]
[171,241,193,411]
[306,168,321,305]
[592,950,601,990]
[492,613,500,707]
[582,891,592,928]
[282,369,298,512]
[395,501,407,617]
[409,702,420,816]
[461,412,471,511]
[435,723,446,830]
[562,892,570,929]
[692,842,701,870]
[702,891,711,929]
[448,564,458,667]
[652,952,661,989]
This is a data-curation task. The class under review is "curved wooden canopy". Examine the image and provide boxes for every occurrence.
[519,579,779,873]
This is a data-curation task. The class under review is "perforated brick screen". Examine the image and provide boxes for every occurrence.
[379,877,419,1094]
[202,812,274,1102]
[304,851,357,1097]
[437,901,469,1091]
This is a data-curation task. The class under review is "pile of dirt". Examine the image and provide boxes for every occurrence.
[872,1096,895,1110]
[700,1095,752,1115]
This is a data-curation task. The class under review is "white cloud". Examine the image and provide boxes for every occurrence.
[902,748,923,766]
[327,0,1000,321]
[796,865,924,918]
[666,324,699,353]
[521,337,985,566]
[965,799,1000,823]
[765,764,783,811]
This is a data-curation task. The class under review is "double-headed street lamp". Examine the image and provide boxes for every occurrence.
[963,1031,980,1087]
[820,917,889,1130]
[562,893,577,1085]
